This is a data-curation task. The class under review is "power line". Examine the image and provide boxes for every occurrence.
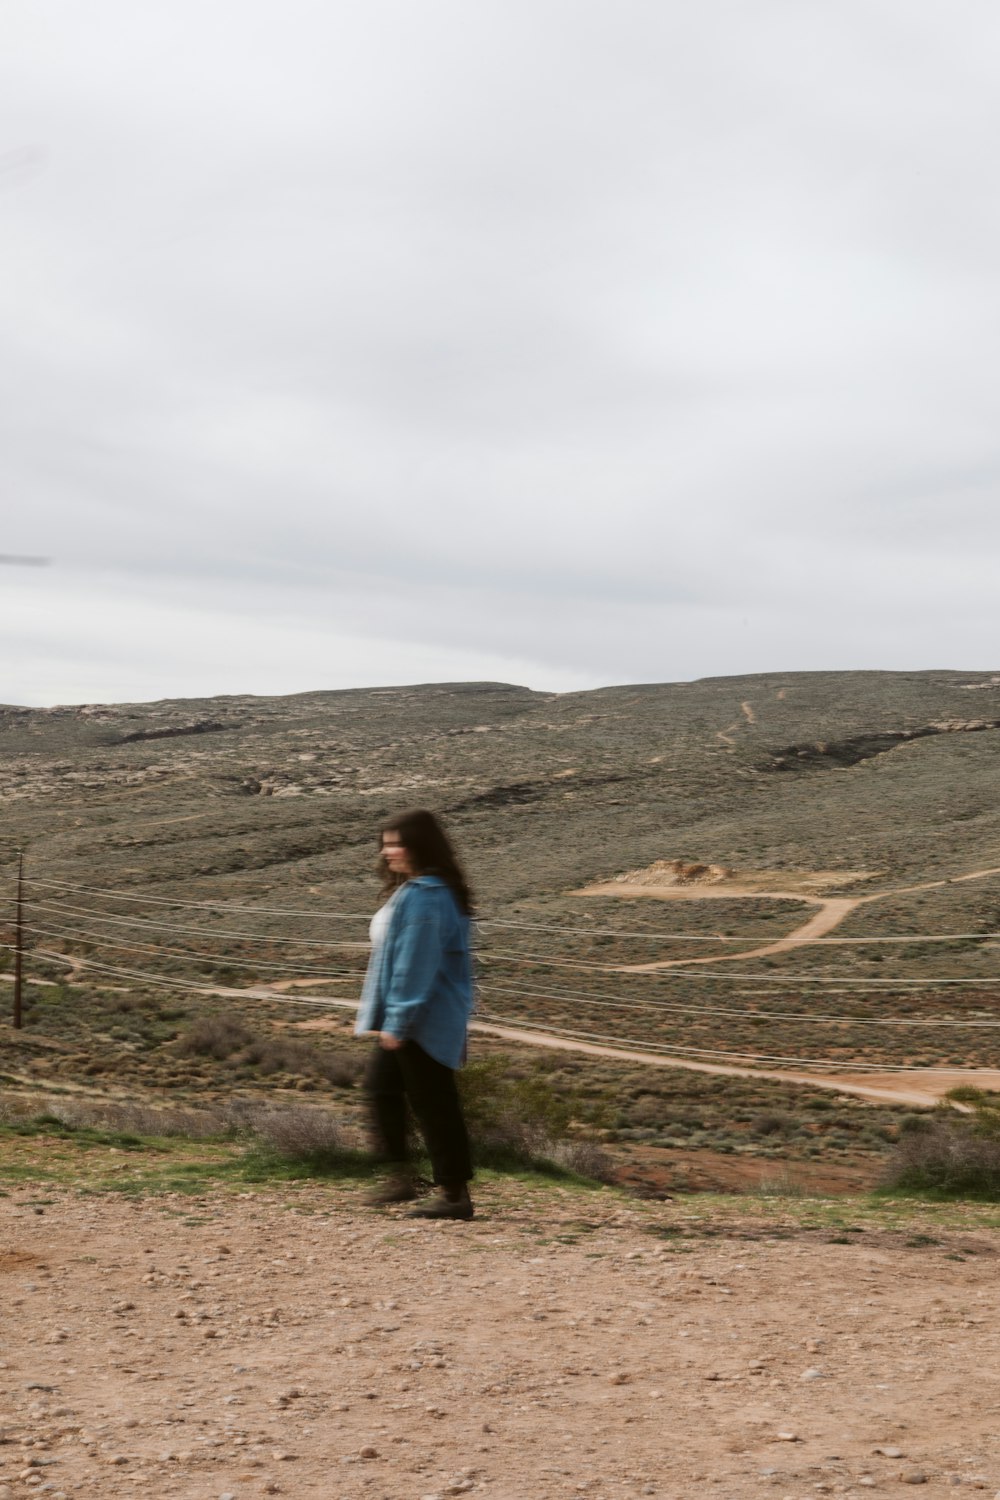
[478,950,1000,986]
[477,978,1000,1028]
[28,898,367,948]
[24,876,371,921]
[482,918,1000,943]
[20,874,1000,945]
[31,948,362,1002]
[20,924,358,979]
[473,1008,981,1073]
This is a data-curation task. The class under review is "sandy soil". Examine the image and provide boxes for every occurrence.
[4,1183,1000,1499]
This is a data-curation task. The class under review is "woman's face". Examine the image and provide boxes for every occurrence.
[381,830,416,877]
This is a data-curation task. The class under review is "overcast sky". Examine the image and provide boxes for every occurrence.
[3,1,999,706]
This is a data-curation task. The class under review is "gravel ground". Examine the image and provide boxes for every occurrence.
[3,1183,1000,1499]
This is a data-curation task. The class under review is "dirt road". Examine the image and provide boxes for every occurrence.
[3,1183,1000,1498]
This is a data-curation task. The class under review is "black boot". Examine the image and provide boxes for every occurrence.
[406,1185,474,1221]
[364,1173,420,1206]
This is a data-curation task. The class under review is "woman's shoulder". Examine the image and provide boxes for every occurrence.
[402,875,449,901]
[399,876,463,914]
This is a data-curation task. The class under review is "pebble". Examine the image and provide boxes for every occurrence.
[775,1432,800,1443]
[800,1367,824,1381]
[900,1474,928,1486]
[874,1447,905,1458]
[358,1446,379,1460]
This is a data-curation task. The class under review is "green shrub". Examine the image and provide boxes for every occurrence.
[176,1015,255,1060]
[749,1111,796,1138]
[458,1056,613,1179]
[946,1085,989,1105]
[175,1017,361,1087]
[881,1107,1000,1198]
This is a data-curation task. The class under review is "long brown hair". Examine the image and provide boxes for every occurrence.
[378,808,474,915]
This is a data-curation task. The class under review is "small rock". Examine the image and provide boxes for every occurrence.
[900,1474,928,1486]
[775,1432,800,1442]
[858,1481,876,1490]
[800,1367,824,1381]
[358,1446,379,1460]
[609,1371,632,1385]
[874,1447,905,1459]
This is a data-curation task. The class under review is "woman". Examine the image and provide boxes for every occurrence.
[355,808,476,1220]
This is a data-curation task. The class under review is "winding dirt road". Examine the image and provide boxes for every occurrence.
[34,865,1000,1112]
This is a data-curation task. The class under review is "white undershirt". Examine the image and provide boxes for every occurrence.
[369,886,402,953]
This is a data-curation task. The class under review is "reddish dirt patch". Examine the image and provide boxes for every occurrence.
[613,1144,879,1197]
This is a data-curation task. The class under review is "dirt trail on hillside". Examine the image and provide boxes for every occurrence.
[603,892,864,971]
[3,1184,1000,1499]
[288,1009,1000,1110]
[579,863,1000,973]
[31,867,1000,1116]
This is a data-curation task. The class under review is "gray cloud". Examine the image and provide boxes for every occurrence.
[3,0,1000,704]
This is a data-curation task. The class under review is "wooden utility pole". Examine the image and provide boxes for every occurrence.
[13,850,23,1029]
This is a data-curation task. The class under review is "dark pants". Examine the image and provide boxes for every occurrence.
[366,1040,473,1189]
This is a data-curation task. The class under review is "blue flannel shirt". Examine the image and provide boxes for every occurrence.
[355,875,473,1069]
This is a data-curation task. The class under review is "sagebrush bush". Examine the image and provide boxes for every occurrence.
[246,1105,345,1158]
[176,1015,256,1060]
[458,1056,614,1180]
[750,1111,796,1138]
[881,1104,1000,1197]
[175,1015,362,1087]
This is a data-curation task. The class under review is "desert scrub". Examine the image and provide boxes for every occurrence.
[234,1103,371,1178]
[880,1100,1000,1198]
[458,1055,614,1179]
[175,1014,363,1088]
[176,1015,256,1060]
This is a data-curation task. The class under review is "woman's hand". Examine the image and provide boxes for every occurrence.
[378,1031,404,1050]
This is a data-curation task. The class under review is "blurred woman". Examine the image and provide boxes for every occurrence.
[356,808,475,1219]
